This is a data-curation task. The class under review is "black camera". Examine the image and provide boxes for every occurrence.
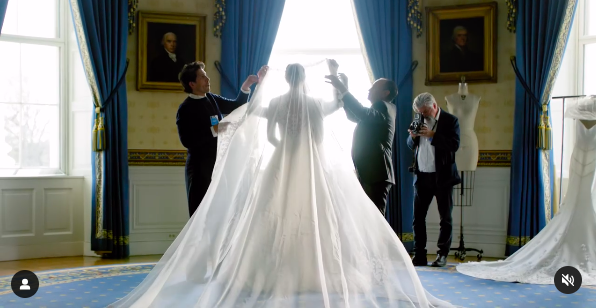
[407,113,424,173]
[409,113,424,135]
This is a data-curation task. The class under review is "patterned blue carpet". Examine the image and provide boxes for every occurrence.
[0,263,594,307]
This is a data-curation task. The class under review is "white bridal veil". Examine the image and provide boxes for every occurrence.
[565,95,596,120]
[109,60,454,307]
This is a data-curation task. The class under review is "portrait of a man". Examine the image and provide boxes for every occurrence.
[440,19,484,73]
[146,23,196,83]
[137,12,206,92]
[425,2,497,85]
[148,32,187,83]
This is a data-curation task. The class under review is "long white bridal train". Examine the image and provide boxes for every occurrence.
[109,60,455,307]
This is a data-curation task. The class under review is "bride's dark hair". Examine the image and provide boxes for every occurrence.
[285,63,306,87]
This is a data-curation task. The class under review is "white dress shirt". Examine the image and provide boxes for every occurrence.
[188,88,251,137]
[417,108,441,173]
[165,49,177,62]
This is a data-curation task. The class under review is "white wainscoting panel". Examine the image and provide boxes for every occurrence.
[129,166,512,258]
[424,167,510,259]
[129,166,188,256]
[0,177,84,261]
[43,188,74,236]
[1,189,35,238]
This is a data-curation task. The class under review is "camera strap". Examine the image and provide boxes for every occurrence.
[429,118,438,131]
[415,118,438,158]
[426,118,438,142]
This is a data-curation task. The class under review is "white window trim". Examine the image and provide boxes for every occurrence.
[0,0,71,177]
[59,0,70,176]
[272,48,362,56]
[578,0,596,95]
[552,0,593,200]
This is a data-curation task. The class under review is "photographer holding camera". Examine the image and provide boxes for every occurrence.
[407,92,461,267]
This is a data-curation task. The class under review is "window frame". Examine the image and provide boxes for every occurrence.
[578,0,596,95]
[551,0,594,203]
[0,0,70,176]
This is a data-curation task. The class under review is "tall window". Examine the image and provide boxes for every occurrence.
[0,0,65,176]
[580,0,596,95]
[268,0,371,149]
[551,0,594,204]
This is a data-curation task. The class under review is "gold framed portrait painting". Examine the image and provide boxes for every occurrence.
[425,2,497,85]
[137,11,206,92]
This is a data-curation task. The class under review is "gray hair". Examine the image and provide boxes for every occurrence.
[451,26,467,41]
[413,92,436,111]
[161,32,177,44]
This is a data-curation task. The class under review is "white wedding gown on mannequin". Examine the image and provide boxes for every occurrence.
[457,97,596,285]
[108,60,455,307]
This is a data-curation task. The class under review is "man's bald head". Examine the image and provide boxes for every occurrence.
[368,78,398,103]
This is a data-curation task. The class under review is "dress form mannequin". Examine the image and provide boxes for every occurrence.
[445,76,483,261]
[445,77,481,171]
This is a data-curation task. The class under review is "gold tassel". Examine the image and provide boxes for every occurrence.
[92,118,99,152]
[543,115,552,150]
[537,117,545,150]
[97,116,106,151]
[537,104,552,150]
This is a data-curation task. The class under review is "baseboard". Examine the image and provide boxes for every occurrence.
[0,241,84,262]
[130,240,174,256]
[83,241,101,257]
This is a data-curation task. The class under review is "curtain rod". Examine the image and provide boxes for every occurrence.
[551,95,586,99]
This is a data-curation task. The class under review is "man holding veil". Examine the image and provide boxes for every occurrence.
[325,64,398,216]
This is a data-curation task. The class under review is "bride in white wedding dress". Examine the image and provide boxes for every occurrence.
[457,96,596,285]
[108,60,455,307]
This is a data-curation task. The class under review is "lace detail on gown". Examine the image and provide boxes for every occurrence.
[214,119,243,173]
[456,121,596,285]
[213,105,247,174]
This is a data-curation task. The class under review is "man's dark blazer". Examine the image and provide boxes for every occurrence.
[176,91,250,183]
[148,49,185,83]
[407,108,461,188]
[440,45,483,73]
[342,92,396,185]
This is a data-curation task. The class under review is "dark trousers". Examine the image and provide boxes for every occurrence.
[185,165,211,217]
[360,180,393,216]
[413,172,454,257]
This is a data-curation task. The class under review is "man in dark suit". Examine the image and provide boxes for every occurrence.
[407,92,461,267]
[148,32,186,82]
[176,61,268,216]
[325,69,398,216]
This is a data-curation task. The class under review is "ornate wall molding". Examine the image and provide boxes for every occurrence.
[128,149,187,166]
[129,149,512,167]
[477,150,512,167]
[128,0,138,35]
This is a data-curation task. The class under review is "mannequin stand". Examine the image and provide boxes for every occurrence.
[450,171,483,261]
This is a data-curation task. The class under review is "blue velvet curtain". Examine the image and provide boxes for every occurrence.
[0,0,8,35]
[507,0,578,255]
[219,0,286,97]
[70,0,130,258]
[352,0,415,251]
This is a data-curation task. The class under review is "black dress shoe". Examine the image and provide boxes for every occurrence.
[412,256,428,266]
[431,254,447,267]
